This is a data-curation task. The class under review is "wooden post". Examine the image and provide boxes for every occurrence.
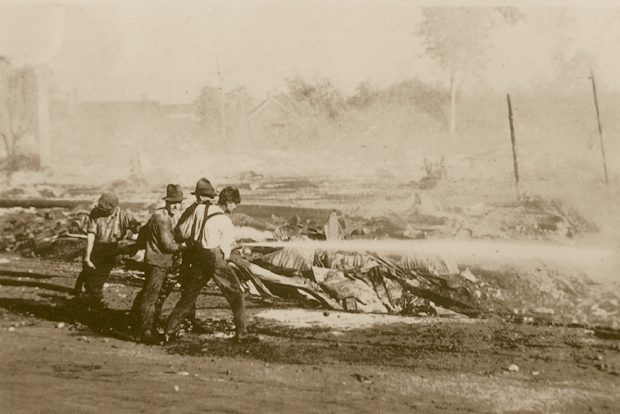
[449,69,457,140]
[219,86,226,141]
[216,62,226,142]
[590,69,609,186]
[506,94,520,195]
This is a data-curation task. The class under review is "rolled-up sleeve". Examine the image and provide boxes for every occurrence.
[87,216,97,235]
[153,214,180,254]
[219,217,235,259]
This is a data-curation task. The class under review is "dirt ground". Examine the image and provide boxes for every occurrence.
[0,254,619,413]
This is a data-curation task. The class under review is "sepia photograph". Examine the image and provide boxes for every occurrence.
[0,0,619,412]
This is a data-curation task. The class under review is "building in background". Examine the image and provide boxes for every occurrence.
[248,95,299,147]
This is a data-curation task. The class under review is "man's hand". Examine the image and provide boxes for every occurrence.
[128,218,142,235]
[217,248,226,260]
[83,257,96,269]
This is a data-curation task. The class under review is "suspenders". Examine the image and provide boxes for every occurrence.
[197,205,224,242]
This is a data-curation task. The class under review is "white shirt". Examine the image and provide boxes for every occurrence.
[202,205,235,258]
[177,204,235,258]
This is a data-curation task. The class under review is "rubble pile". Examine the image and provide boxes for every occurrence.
[342,194,598,241]
[226,242,619,326]
[0,207,90,259]
[0,183,86,200]
[0,207,149,260]
[229,246,481,317]
[0,192,599,259]
[458,195,599,241]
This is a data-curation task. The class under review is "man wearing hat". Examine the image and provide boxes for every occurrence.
[166,177,219,328]
[132,184,184,343]
[75,192,138,309]
[166,184,248,342]
[175,178,218,239]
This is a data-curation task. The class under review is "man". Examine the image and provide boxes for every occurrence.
[75,192,137,309]
[132,184,184,343]
[169,177,218,326]
[130,178,212,335]
[165,185,247,342]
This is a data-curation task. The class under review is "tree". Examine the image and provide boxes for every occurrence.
[0,58,37,183]
[347,81,379,108]
[193,84,222,128]
[286,77,344,121]
[383,79,449,126]
[420,8,522,139]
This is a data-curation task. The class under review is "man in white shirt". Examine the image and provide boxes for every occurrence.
[165,185,247,342]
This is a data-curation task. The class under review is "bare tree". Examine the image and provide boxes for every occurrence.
[420,8,522,140]
[0,58,36,183]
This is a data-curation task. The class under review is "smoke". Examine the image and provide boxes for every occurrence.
[0,6,65,65]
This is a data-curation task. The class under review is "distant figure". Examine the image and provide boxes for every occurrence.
[165,185,248,342]
[131,184,184,343]
[75,192,137,310]
[324,210,344,240]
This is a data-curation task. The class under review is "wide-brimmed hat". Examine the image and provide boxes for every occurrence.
[163,184,184,202]
[97,192,119,212]
[191,178,217,198]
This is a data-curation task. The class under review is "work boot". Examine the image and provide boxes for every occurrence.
[233,329,260,344]
[140,329,163,345]
[85,296,107,314]
[72,292,88,307]
[163,331,177,344]
[190,320,212,334]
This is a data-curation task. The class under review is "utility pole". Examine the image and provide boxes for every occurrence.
[590,69,609,187]
[216,61,226,142]
[506,94,520,196]
[242,92,248,142]
[448,68,457,140]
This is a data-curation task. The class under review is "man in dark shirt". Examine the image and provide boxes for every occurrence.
[132,184,184,343]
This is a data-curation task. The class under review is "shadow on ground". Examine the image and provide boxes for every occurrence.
[1,268,619,383]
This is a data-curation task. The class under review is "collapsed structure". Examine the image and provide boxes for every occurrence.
[228,243,474,316]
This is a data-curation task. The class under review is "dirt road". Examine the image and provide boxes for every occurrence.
[0,255,619,413]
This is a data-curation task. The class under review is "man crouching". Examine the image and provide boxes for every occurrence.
[165,185,248,342]
[75,192,137,310]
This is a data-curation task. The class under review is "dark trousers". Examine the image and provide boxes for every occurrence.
[133,264,169,337]
[129,252,194,331]
[75,243,117,306]
[176,249,196,322]
[165,248,246,336]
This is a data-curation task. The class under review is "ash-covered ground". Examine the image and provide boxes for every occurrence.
[1,173,619,413]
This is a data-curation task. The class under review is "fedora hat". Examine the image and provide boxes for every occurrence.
[190,177,217,198]
[163,184,184,202]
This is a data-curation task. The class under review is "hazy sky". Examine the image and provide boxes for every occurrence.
[1,1,620,103]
